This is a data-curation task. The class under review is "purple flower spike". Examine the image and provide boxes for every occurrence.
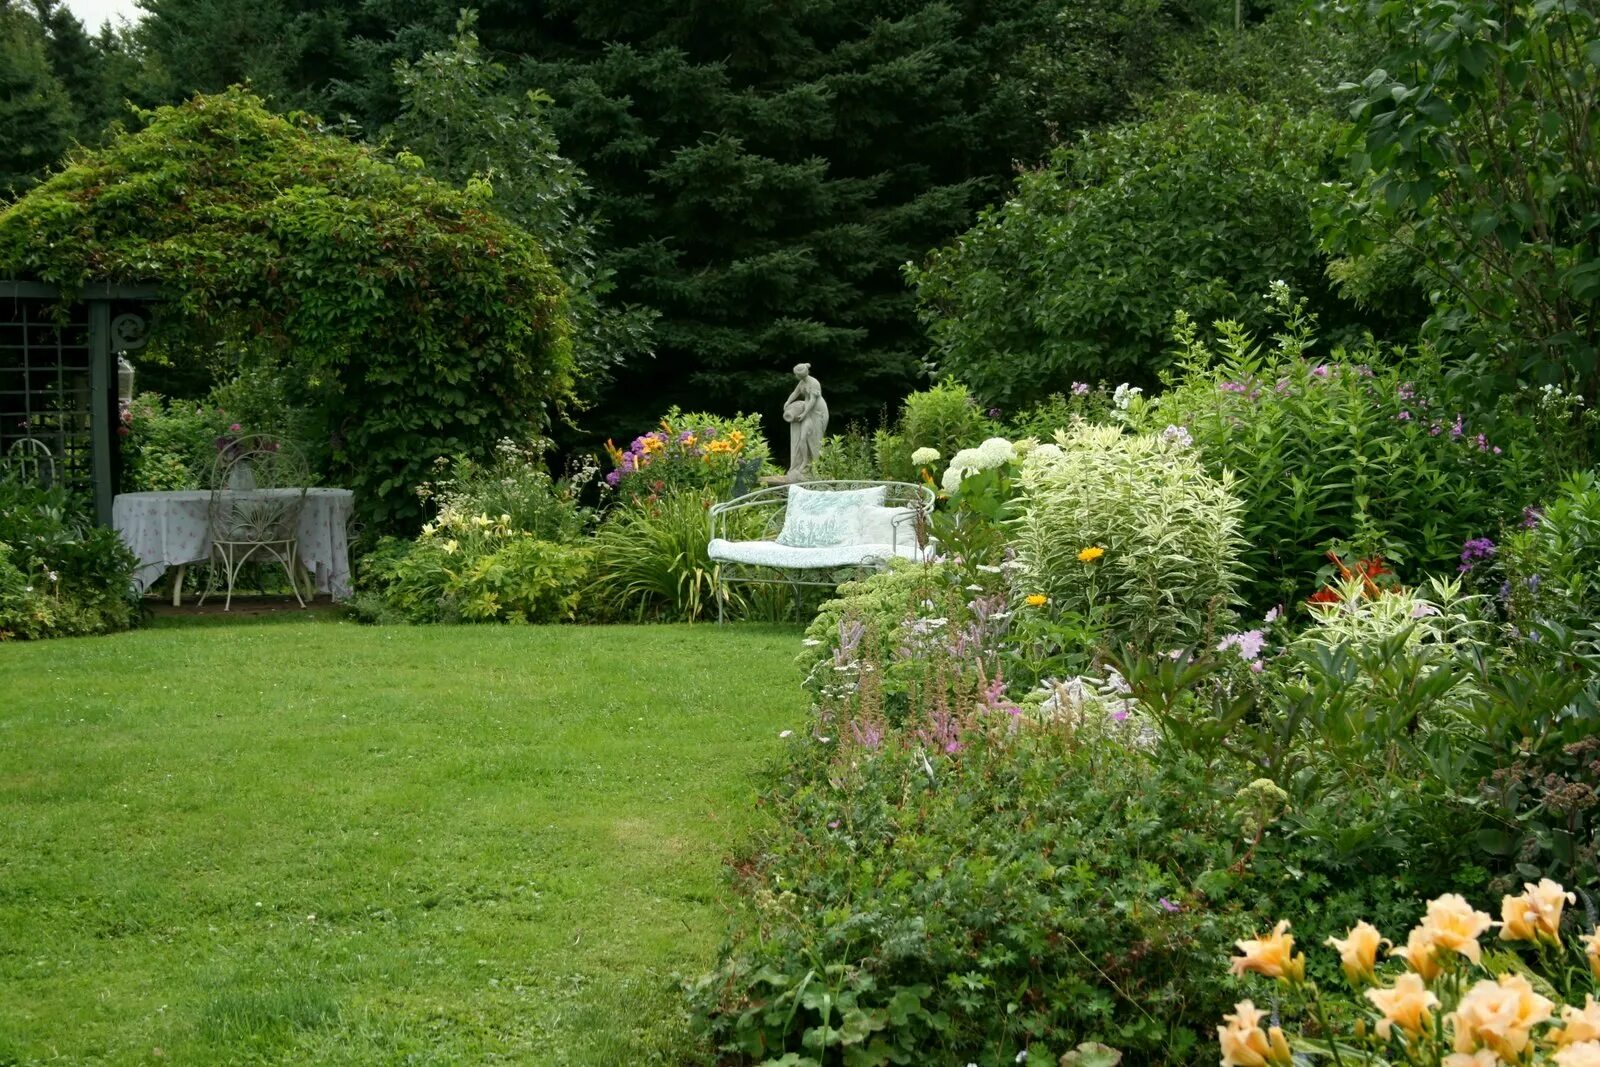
[1458,536,1497,573]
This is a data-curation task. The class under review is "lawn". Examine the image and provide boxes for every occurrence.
[0,616,807,1065]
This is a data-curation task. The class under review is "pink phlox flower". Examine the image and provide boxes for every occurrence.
[1217,629,1267,661]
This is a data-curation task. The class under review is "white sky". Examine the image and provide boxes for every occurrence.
[62,0,145,29]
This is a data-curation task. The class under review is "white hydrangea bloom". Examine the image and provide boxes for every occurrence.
[975,437,1015,467]
[1024,443,1064,466]
[910,446,941,466]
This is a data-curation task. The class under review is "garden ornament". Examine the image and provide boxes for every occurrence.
[782,362,828,480]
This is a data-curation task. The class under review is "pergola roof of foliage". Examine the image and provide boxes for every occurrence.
[0,88,573,527]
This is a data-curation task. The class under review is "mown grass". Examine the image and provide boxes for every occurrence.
[0,616,807,1065]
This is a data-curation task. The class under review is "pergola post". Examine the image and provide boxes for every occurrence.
[88,300,114,525]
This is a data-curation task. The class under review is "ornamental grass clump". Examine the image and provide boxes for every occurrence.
[1011,423,1246,649]
[1218,880,1600,1065]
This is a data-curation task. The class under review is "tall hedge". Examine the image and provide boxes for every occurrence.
[0,88,572,528]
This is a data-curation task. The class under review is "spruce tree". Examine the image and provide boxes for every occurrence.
[0,3,77,198]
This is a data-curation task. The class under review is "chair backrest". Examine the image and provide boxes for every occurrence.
[205,435,311,544]
[5,438,56,487]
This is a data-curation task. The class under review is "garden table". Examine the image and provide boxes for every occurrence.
[112,488,355,604]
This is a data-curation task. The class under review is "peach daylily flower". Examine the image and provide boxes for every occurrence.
[1366,972,1438,1040]
[1500,878,1575,944]
[1230,920,1305,983]
[1556,1043,1600,1067]
[1448,973,1554,1058]
[1327,921,1388,986]
[1586,928,1600,979]
[1421,893,1493,965]
[1554,997,1600,1047]
[1217,1001,1291,1067]
[1391,925,1443,982]
[1443,1054,1502,1067]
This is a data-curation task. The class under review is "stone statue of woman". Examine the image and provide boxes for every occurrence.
[782,363,828,480]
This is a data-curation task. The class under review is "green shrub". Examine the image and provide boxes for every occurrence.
[705,505,1567,1064]
[909,93,1344,406]
[702,605,1469,1064]
[1496,469,1600,632]
[810,427,885,482]
[1005,386,1117,441]
[419,438,591,544]
[875,380,997,482]
[0,476,139,639]
[1151,286,1590,609]
[693,730,1254,1064]
[355,510,590,624]
[1012,423,1245,649]
[1320,0,1600,401]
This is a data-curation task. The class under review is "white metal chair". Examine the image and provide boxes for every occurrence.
[5,437,56,486]
[197,435,310,611]
[708,480,935,622]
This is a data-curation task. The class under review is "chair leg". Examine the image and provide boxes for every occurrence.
[223,545,240,612]
[172,564,185,607]
[282,542,306,609]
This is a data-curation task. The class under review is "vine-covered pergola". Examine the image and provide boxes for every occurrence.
[0,88,574,530]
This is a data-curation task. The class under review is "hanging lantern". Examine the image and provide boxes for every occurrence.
[117,356,135,403]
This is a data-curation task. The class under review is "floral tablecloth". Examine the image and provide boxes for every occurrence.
[113,489,355,598]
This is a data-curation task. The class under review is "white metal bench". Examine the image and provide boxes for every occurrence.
[708,480,936,621]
